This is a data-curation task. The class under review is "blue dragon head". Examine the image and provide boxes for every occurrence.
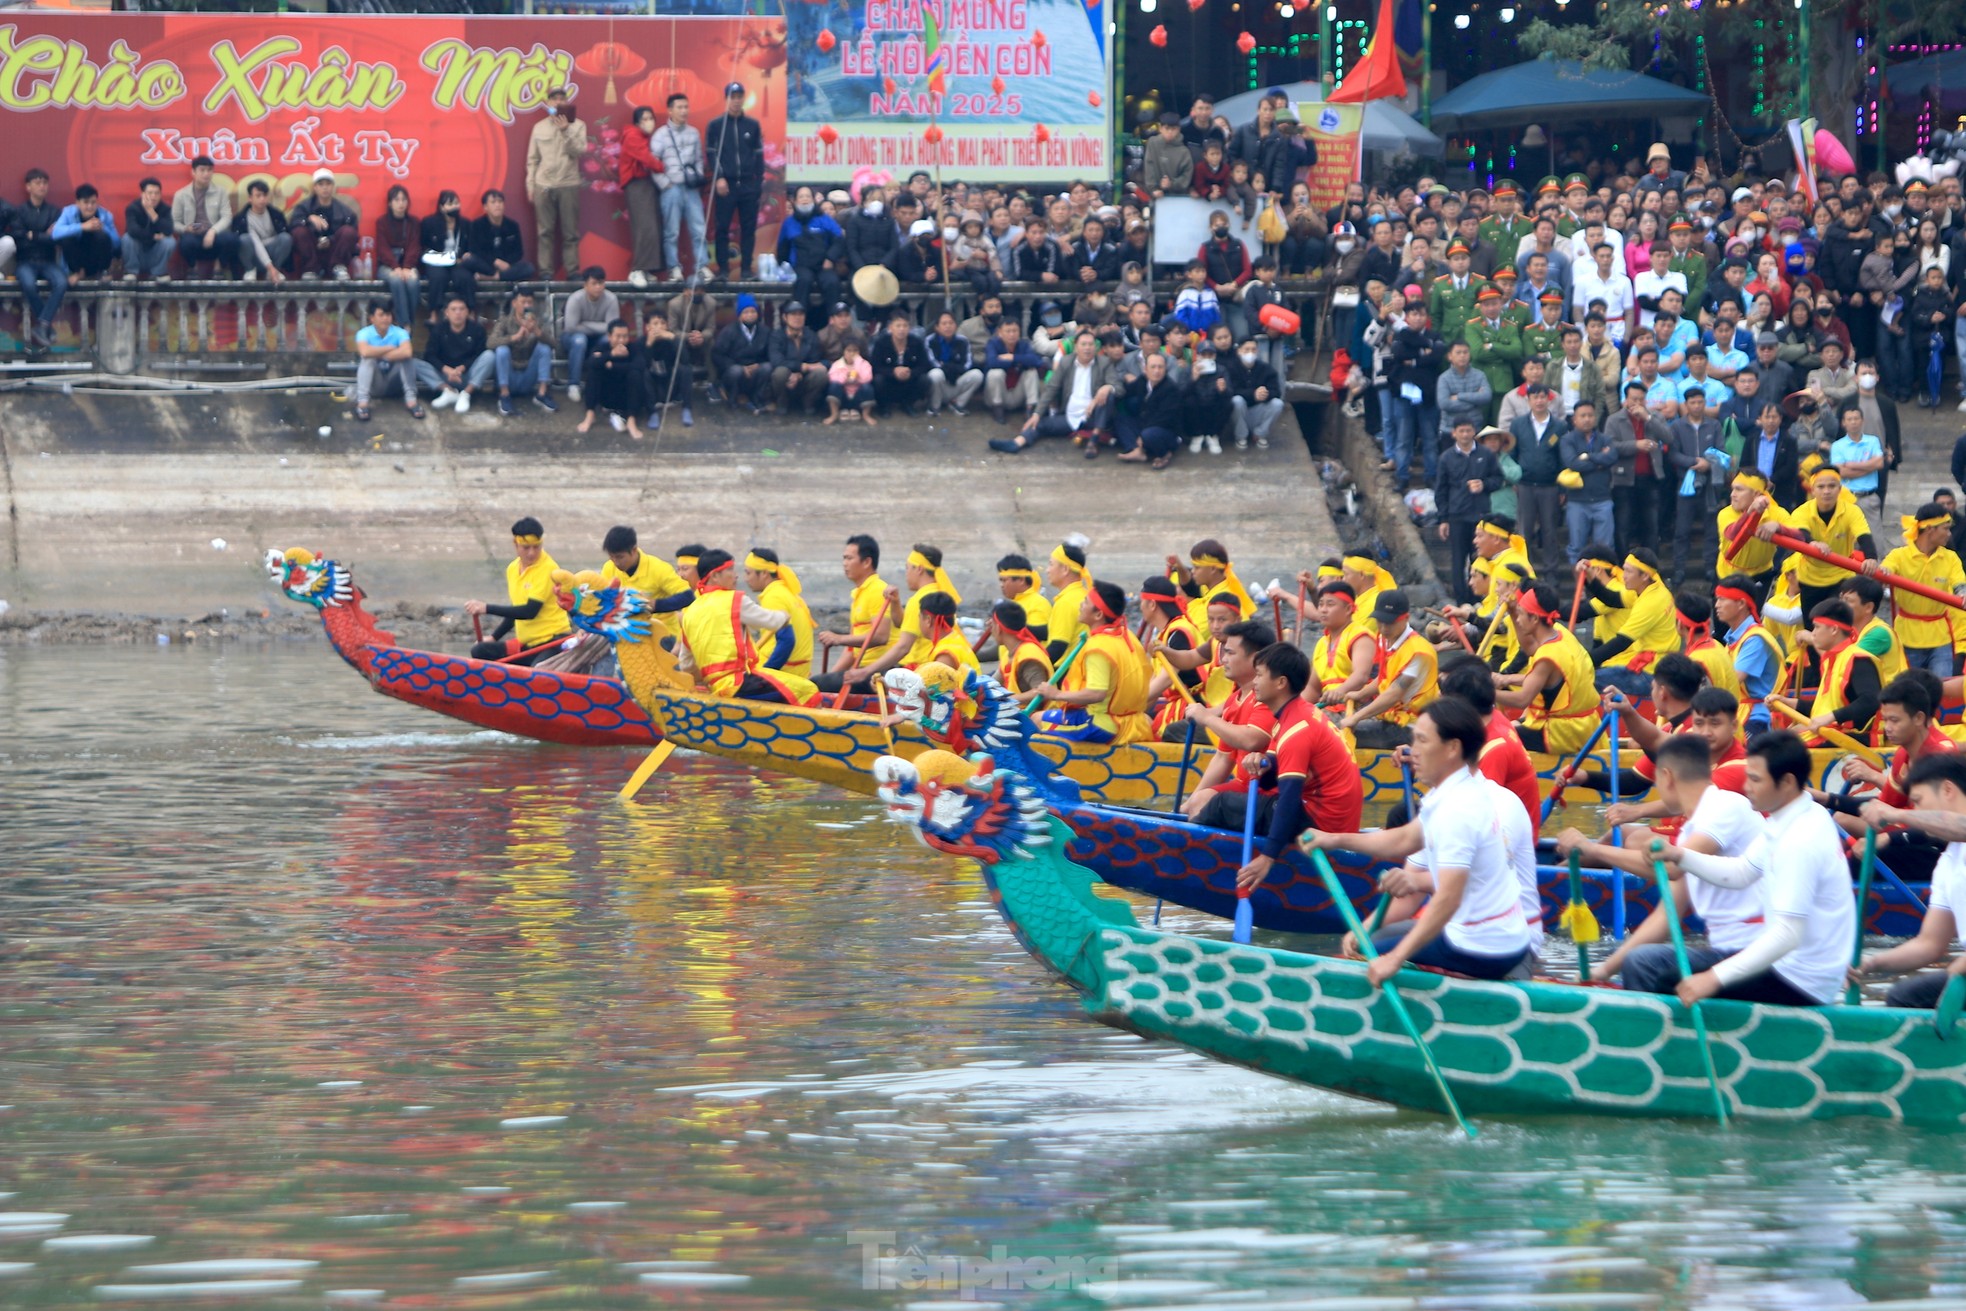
[564,578,653,644]
[264,547,352,609]
[874,749,1052,865]
[881,667,1081,804]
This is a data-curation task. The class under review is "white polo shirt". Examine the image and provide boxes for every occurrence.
[1416,766,1536,956]
[1679,785,1768,952]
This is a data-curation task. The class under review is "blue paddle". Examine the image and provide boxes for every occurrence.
[1870,854,1929,917]
[1608,704,1626,940]
[1539,712,1613,826]
[1233,765,1262,944]
[1399,756,1417,822]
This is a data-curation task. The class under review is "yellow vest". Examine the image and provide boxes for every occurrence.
[1008,584,1053,637]
[1685,635,1742,698]
[1766,556,1804,652]
[756,579,815,678]
[1882,543,1966,650]
[601,550,690,604]
[1184,578,1254,628]
[900,584,954,666]
[506,551,572,648]
[1715,502,1788,579]
[848,573,891,666]
[1476,546,1535,617]
[1813,640,1879,727]
[1379,627,1439,725]
[1616,581,1680,669]
[1858,616,1907,684]
[1311,616,1371,694]
[1520,625,1601,754]
[1001,639,1053,694]
[1065,625,1153,743]
[1728,620,1784,721]
[1050,581,1089,654]
[1787,495,1871,589]
[923,626,982,673]
[680,588,818,704]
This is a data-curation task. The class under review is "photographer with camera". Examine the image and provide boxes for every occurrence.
[650,93,709,286]
[486,286,559,417]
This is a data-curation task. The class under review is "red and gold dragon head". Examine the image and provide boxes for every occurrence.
[873,749,1051,865]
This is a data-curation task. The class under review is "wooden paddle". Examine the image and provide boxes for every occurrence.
[1846,827,1877,1005]
[1294,577,1309,649]
[618,740,676,801]
[1306,846,1478,1139]
[1648,839,1729,1126]
[1568,570,1587,629]
[1768,698,1887,769]
[873,673,896,753]
[829,592,903,709]
[472,614,485,642]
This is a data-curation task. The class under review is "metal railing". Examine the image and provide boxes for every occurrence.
[0,278,1330,377]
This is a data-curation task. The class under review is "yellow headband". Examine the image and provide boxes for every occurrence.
[1050,544,1092,588]
[675,553,699,569]
[513,534,543,545]
[744,552,802,594]
[1811,468,1843,486]
[1904,513,1951,545]
[1190,552,1229,568]
[909,549,961,604]
[998,568,1039,588]
[1187,552,1249,617]
[1316,563,1343,580]
[1732,471,1769,492]
[1476,520,1509,540]
[1624,554,1661,582]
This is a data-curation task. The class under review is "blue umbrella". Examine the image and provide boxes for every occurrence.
[1429,57,1707,133]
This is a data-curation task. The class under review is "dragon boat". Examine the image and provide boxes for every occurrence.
[873,748,1966,1130]
[267,548,663,748]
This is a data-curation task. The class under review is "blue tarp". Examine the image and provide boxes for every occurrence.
[1429,57,1706,133]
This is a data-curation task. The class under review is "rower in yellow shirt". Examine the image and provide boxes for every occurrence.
[812,533,893,694]
[995,553,1053,642]
[1340,553,1397,629]
[673,549,817,705]
[990,600,1054,695]
[742,548,816,678]
[466,515,573,666]
[1836,574,1906,685]
[601,525,695,616]
[1497,580,1601,754]
[1045,540,1093,661]
[1715,472,1788,587]
[1308,580,1378,709]
[1882,503,1966,676]
[674,544,707,589]
[914,592,982,673]
[1035,580,1153,744]
[1338,590,1438,748]
[1471,515,1533,617]
[1573,546,1631,646]
[1170,538,1256,627]
[825,543,961,690]
[1770,466,1877,616]
[1590,547,1679,697]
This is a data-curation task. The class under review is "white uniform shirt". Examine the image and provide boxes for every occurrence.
[1570,264,1634,337]
[1631,269,1689,331]
[1679,786,1768,952]
[1416,766,1535,956]
[1930,843,1966,918]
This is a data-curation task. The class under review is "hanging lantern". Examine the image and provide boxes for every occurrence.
[815,28,836,53]
[1088,90,1102,107]
[924,123,945,144]
[991,74,1006,95]
[1187,0,1207,13]
[1236,29,1256,52]
[1149,23,1168,44]
[883,76,897,96]
[818,124,839,145]
[1032,30,1047,47]
[1034,123,1051,143]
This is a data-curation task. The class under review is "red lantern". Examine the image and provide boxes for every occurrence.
[1149,23,1168,44]
[1088,90,1102,107]
[1291,0,1309,10]
[991,75,1005,95]
[815,28,836,53]
[817,124,839,145]
[1032,30,1047,47]
[1033,123,1051,144]
[1236,29,1256,52]
[883,76,897,96]
[1187,0,1206,12]
[924,124,944,144]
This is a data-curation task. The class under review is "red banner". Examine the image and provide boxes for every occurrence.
[0,15,791,278]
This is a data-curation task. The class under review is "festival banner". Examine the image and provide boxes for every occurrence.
[782,0,1112,185]
[0,15,792,278]
[1298,102,1364,214]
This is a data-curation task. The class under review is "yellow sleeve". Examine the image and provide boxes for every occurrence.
[900,592,926,641]
[1083,651,1116,696]
[521,566,556,605]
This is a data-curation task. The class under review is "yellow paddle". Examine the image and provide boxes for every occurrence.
[618,739,676,801]
[1768,698,1886,769]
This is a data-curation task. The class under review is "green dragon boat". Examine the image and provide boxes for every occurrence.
[872,748,1966,1130]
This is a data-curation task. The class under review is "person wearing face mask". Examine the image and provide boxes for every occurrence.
[886,218,945,285]
[1226,337,1284,450]
[1847,361,1901,505]
[418,188,475,314]
[844,187,899,274]
[774,184,845,315]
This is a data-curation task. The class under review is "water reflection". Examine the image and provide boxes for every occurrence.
[2,646,1966,1308]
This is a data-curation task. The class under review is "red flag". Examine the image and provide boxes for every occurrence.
[1328,0,1407,104]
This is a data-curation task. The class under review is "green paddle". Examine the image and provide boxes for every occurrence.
[1307,846,1478,1139]
[1937,975,1966,1039]
[1846,828,1877,1006]
[1649,840,1728,1127]
[1023,633,1089,719]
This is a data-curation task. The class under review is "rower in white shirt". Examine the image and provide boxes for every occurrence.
[1556,735,1767,990]
[1302,697,1540,983]
[1658,730,1857,1007]
[1855,752,1966,1008]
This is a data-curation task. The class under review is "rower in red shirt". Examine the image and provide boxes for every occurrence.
[1438,652,1540,829]
[1822,671,1955,882]
[1175,619,1279,821]
[1605,686,1746,842]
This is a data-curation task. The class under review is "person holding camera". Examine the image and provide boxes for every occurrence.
[486,287,559,416]
[526,86,587,281]
[651,94,708,285]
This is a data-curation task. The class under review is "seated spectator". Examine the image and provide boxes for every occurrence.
[1116,350,1186,468]
[843,186,900,274]
[487,286,558,415]
[52,184,116,281]
[418,190,472,312]
[667,285,717,397]
[1191,139,1231,201]
[825,339,875,424]
[714,292,771,411]
[871,311,931,414]
[374,184,421,329]
[463,189,535,285]
[1173,260,1222,336]
[924,310,982,416]
[887,218,944,284]
[1009,217,1063,284]
[992,330,1115,455]
[777,183,844,312]
[171,155,236,277]
[353,301,427,421]
[767,300,828,415]
[983,319,1045,423]
[816,299,867,365]
[229,180,292,282]
[121,177,174,281]
[425,295,490,413]
[560,266,618,405]
[576,319,648,438]
[1227,336,1284,449]
[1071,216,1121,284]
[10,168,64,351]
[642,309,694,428]
[289,168,358,280]
[958,293,1006,359]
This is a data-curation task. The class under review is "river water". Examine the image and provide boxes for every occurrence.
[5,644,1966,1310]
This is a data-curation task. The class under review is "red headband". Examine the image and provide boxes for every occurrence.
[1517,589,1560,624]
[1714,584,1759,620]
[1089,587,1123,623]
[1674,608,1710,634]
[1814,616,1853,634]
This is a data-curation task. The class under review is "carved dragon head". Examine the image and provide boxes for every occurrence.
[264,547,352,610]
[563,575,654,644]
[873,749,1051,865]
